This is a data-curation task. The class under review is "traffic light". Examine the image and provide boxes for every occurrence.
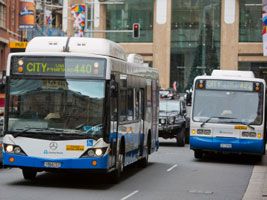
[132,23,140,38]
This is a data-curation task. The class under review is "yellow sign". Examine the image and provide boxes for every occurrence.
[66,145,84,151]
[234,125,248,130]
[9,42,28,49]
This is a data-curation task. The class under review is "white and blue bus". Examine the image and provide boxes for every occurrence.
[2,37,160,182]
[190,70,266,159]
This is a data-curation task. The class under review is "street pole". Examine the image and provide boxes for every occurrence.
[43,0,46,27]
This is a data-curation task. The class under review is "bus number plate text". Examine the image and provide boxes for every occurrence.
[44,162,61,168]
[220,144,232,149]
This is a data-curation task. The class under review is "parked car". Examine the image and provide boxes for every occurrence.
[159,88,179,99]
[159,99,187,146]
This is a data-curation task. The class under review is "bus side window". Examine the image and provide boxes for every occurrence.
[139,89,144,120]
[127,89,134,121]
[119,89,127,122]
[134,89,139,120]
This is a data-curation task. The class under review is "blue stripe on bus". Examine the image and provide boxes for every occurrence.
[190,136,265,154]
[3,153,109,169]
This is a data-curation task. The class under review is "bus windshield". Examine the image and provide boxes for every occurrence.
[192,89,263,125]
[6,79,105,139]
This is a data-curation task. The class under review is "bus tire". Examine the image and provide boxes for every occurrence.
[22,169,37,180]
[147,132,151,154]
[138,144,149,168]
[176,126,186,147]
[194,150,203,159]
[110,143,125,183]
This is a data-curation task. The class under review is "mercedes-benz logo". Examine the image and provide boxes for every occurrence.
[49,142,58,150]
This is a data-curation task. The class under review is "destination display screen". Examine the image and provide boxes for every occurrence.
[11,56,106,78]
[204,80,256,92]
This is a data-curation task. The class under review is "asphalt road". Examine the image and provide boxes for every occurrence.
[0,139,257,200]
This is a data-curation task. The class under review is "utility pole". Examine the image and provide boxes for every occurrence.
[43,0,46,27]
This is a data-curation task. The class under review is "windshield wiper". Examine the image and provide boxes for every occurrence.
[12,128,62,137]
[200,116,237,127]
[227,121,255,130]
[12,128,98,139]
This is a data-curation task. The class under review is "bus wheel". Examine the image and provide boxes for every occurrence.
[194,150,203,159]
[22,169,37,180]
[110,152,124,183]
[176,127,186,147]
[138,145,149,168]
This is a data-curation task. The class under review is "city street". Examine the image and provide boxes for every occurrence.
[0,139,259,200]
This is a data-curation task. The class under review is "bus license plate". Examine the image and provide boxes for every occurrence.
[220,144,232,149]
[44,162,61,168]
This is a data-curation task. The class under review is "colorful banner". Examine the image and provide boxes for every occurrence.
[263,0,267,56]
[45,10,52,27]
[19,0,35,29]
[71,4,86,37]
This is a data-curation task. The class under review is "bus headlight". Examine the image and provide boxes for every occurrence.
[81,147,108,158]
[95,149,103,156]
[4,144,26,155]
[242,132,256,138]
[14,146,22,154]
[197,129,211,135]
[203,129,211,135]
[87,149,95,157]
[6,145,14,153]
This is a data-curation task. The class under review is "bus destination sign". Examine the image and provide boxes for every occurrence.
[11,56,106,78]
[205,80,254,91]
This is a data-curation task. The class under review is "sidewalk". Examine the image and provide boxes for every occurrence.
[243,153,267,200]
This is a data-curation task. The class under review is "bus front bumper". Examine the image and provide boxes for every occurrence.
[190,136,265,155]
[3,152,110,171]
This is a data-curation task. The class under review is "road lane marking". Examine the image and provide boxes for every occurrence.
[167,164,178,172]
[189,190,213,195]
[121,190,139,200]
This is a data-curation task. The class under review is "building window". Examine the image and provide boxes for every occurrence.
[84,3,94,37]
[0,2,6,28]
[239,0,262,42]
[106,0,153,42]
[171,0,221,92]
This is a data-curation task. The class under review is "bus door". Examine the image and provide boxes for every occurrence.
[136,89,145,156]
[151,80,159,151]
[110,78,119,167]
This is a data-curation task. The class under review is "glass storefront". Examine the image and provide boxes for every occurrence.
[239,62,267,83]
[239,0,262,42]
[106,0,153,43]
[171,1,221,92]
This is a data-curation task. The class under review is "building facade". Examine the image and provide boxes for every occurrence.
[0,0,257,91]
[0,0,20,73]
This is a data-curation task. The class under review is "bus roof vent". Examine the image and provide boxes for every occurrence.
[26,37,127,61]
[127,54,144,64]
[68,37,126,61]
[211,70,255,78]
[26,37,69,52]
